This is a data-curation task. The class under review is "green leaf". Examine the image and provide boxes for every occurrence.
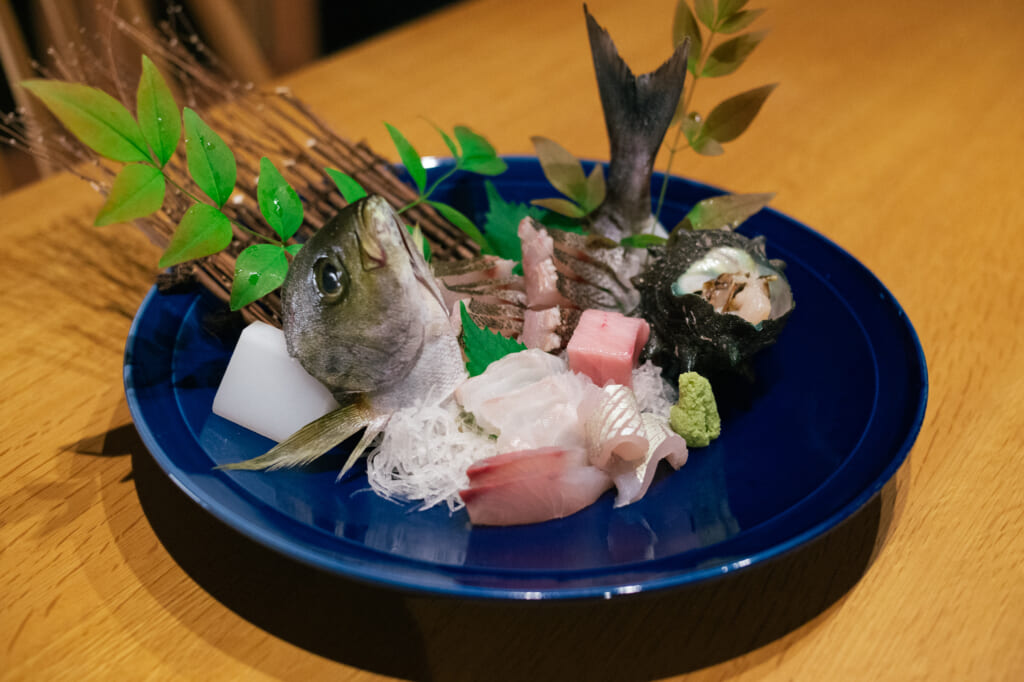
[530,197,587,218]
[285,243,303,256]
[159,203,233,268]
[702,31,766,78]
[672,1,703,74]
[581,163,606,213]
[385,122,426,194]
[183,107,236,207]
[21,79,150,163]
[682,113,725,156]
[620,234,668,248]
[454,125,507,176]
[694,0,716,29]
[94,163,165,226]
[136,56,180,166]
[257,157,303,241]
[460,301,526,376]
[230,243,289,310]
[531,136,588,203]
[324,168,368,204]
[682,191,774,231]
[426,200,494,253]
[717,8,765,34]
[702,83,777,143]
[482,180,546,262]
[431,122,460,159]
[717,0,750,22]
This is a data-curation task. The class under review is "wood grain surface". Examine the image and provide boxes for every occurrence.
[2,0,1022,680]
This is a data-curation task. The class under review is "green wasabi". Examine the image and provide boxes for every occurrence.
[669,372,721,447]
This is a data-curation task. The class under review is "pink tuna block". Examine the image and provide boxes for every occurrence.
[567,309,650,387]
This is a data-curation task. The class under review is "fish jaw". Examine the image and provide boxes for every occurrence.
[584,7,689,240]
[282,196,430,396]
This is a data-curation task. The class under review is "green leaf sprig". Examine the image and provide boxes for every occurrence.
[656,0,777,219]
[325,123,508,255]
[529,136,606,219]
[22,55,306,311]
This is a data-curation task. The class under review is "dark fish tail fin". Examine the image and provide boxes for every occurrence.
[585,5,689,237]
[217,398,378,471]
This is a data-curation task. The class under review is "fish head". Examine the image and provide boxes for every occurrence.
[282,195,432,396]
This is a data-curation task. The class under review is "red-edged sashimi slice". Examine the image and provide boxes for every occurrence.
[460,465,613,526]
[466,446,588,487]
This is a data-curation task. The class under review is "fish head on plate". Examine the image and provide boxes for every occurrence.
[282,195,444,397]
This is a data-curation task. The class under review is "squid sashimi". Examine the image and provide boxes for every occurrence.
[460,460,613,526]
[580,384,649,468]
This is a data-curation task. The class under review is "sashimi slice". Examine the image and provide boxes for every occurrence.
[455,349,566,431]
[567,308,650,387]
[520,306,562,351]
[608,414,689,507]
[466,446,588,487]
[579,384,649,468]
[460,465,613,526]
[519,217,569,309]
[482,372,595,452]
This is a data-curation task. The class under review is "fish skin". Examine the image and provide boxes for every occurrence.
[584,6,689,241]
[222,196,466,472]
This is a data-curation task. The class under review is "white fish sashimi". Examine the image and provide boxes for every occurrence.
[580,384,649,468]
[455,349,566,432]
[607,414,688,507]
[487,372,595,452]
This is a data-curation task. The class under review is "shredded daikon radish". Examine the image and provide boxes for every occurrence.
[631,360,677,416]
[365,397,498,512]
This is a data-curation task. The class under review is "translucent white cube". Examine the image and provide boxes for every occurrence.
[211,321,340,442]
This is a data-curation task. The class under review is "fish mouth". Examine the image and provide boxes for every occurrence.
[355,197,393,271]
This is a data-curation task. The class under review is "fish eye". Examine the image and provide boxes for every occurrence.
[313,257,349,300]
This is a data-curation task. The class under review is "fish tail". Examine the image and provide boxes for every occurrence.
[218,398,378,471]
[585,5,689,236]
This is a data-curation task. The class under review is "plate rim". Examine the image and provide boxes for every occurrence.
[124,158,928,600]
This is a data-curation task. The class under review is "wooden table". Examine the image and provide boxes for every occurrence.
[2,0,1021,679]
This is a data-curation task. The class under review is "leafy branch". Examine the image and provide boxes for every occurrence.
[655,0,777,219]
[326,122,508,255]
[22,55,304,310]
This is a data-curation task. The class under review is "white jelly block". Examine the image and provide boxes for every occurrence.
[212,321,340,442]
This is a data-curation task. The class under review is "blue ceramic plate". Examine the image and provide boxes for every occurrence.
[124,158,927,600]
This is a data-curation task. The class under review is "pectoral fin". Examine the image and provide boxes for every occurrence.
[218,398,381,471]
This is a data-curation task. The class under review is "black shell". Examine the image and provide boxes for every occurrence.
[632,229,794,379]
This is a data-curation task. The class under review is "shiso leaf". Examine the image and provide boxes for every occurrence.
[673,1,703,75]
[680,191,775,231]
[183,107,236,207]
[21,79,150,163]
[702,83,777,143]
[257,157,303,241]
[385,122,426,193]
[531,135,589,203]
[694,0,717,29]
[159,203,233,268]
[702,31,766,78]
[136,55,180,166]
[482,180,546,262]
[426,200,494,253]
[717,8,765,34]
[231,243,289,310]
[95,163,165,226]
[460,301,526,377]
[324,168,367,203]
[454,126,507,176]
